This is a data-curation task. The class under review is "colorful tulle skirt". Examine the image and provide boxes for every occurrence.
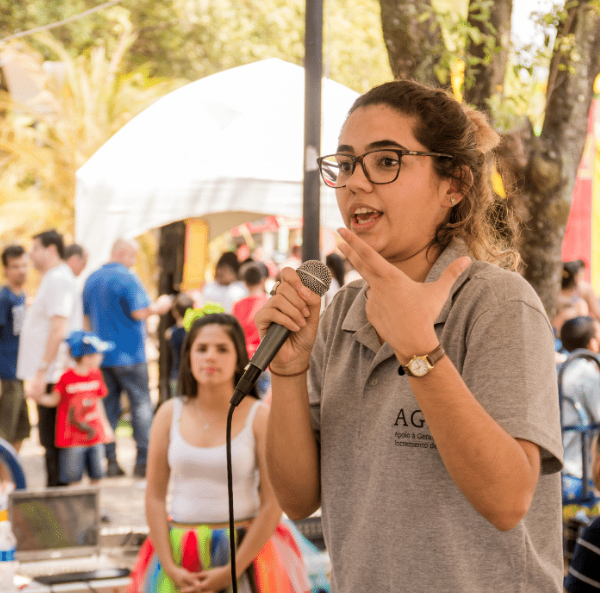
[127,520,313,593]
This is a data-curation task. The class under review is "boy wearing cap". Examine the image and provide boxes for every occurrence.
[36,331,115,485]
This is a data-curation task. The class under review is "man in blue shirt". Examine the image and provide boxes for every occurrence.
[0,245,29,485]
[83,239,172,477]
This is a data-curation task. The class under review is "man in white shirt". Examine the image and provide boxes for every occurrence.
[201,251,246,313]
[64,243,88,330]
[16,230,81,487]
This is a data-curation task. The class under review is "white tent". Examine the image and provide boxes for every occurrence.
[75,58,359,271]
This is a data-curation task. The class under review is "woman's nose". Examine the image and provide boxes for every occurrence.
[346,158,372,190]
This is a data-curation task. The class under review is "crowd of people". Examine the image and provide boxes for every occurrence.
[0,228,355,486]
[0,223,353,591]
[2,77,600,592]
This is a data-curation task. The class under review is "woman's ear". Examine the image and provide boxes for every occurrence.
[444,167,472,208]
[444,180,463,208]
[445,190,461,208]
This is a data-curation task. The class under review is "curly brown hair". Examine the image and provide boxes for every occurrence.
[347,80,521,270]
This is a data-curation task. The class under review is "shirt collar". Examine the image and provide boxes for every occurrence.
[341,239,472,353]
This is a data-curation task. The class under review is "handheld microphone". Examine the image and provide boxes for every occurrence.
[230,260,331,406]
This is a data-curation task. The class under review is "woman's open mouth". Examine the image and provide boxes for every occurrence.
[352,207,383,226]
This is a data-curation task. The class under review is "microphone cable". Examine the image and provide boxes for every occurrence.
[225,260,331,592]
[226,402,239,592]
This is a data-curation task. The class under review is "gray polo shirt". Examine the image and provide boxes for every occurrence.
[308,241,564,593]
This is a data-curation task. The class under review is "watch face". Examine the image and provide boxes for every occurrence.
[409,357,429,377]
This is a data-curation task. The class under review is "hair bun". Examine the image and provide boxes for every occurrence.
[462,105,500,155]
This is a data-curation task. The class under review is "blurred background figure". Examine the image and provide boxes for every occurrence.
[201,251,246,313]
[233,262,270,398]
[553,299,585,360]
[64,244,88,278]
[165,293,195,397]
[35,330,115,487]
[232,262,269,359]
[559,316,600,500]
[323,253,345,309]
[563,433,600,592]
[83,238,172,479]
[64,243,88,329]
[278,244,302,271]
[560,261,591,318]
[0,245,29,488]
[17,229,80,487]
[571,259,600,318]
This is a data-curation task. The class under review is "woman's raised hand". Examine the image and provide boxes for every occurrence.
[337,227,471,363]
[254,267,323,374]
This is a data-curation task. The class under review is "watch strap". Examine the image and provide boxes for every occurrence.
[398,345,445,376]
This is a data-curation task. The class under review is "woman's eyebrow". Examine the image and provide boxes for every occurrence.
[367,140,408,151]
[336,140,409,153]
[336,144,354,153]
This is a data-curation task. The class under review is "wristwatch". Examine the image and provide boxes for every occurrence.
[398,345,445,377]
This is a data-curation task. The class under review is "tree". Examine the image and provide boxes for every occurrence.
[0,0,392,92]
[0,24,181,246]
[378,0,600,316]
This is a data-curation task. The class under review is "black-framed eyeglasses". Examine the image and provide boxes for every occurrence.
[316,148,454,188]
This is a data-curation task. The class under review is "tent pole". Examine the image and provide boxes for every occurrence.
[302,0,323,262]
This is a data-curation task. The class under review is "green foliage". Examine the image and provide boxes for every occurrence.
[0,29,182,246]
[0,0,393,253]
[1,0,391,91]
[324,0,392,92]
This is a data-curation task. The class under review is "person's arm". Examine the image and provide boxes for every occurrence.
[28,315,68,401]
[197,403,283,592]
[407,358,540,530]
[257,268,324,521]
[580,283,600,318]
[36,389,61,408]
[131,295,173,321]
[145,400,203,592]
[337,227,539,531]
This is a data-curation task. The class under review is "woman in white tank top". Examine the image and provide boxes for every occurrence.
[128,309,310,593]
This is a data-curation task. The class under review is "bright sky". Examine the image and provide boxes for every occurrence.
[511,0,557,49]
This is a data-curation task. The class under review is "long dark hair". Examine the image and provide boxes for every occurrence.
[177,312,259,400]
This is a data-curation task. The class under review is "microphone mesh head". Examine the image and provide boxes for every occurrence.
[296,260,332,297]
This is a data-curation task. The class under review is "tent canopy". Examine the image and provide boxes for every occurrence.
[75,58,359,271]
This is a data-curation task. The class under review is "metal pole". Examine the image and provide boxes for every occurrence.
[302,0,323,262]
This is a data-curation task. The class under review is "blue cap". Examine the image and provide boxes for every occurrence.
[65,330,115,358]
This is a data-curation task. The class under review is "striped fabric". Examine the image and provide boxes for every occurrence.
[127,521,311,593]
[564,516,600,592]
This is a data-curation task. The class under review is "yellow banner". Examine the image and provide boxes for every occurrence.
[181,219,209,291]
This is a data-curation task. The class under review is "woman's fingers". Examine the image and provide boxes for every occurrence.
[255,267,321,337]
[262,291,308,332]
[337,227,399,284]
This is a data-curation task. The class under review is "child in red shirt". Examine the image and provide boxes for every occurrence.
[36,330,115,485]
